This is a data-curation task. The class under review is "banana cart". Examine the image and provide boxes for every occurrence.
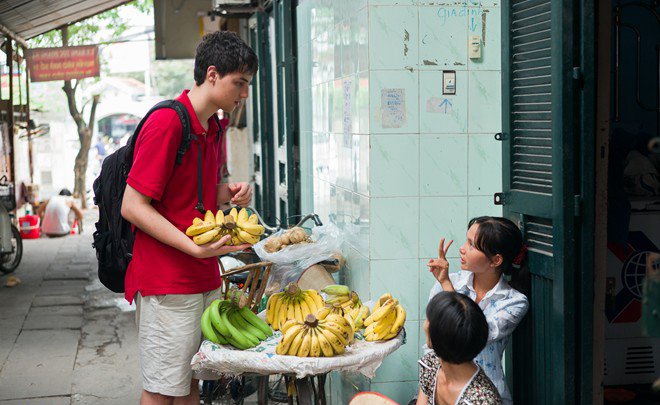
[192,326,405,405]
[198,210,403,404]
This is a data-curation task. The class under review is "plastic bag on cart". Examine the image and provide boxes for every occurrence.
[253,223,343,293]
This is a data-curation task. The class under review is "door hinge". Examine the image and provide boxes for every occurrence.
[574,194,582,217]
[494,192,504,206]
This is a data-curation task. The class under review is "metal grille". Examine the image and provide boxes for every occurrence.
[525,216,554,256]
[625,346,656,375]
[511,0,553,195]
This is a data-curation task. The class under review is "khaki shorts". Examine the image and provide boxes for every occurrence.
[135,289,221,397]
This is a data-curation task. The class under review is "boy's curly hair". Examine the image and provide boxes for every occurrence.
[194,31,258,85]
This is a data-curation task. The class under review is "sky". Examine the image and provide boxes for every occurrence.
[102,4,154,74]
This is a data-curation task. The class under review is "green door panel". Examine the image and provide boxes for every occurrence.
[502,0,586,403]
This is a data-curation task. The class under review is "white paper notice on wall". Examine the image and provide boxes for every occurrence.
[381,88,405,128]
[343,78,353,137]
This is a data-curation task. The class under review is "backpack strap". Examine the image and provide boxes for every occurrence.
[213,114,223,141]
[125,99,205,213]
[169,100,192,165]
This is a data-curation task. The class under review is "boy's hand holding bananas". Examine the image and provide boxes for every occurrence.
[185,208,265,246]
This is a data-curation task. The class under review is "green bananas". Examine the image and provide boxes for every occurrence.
[319,284,370,330]
[201,299,273,349]
[321,284,351,296]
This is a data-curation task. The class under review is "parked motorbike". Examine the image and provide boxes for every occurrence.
[0,176,23,274]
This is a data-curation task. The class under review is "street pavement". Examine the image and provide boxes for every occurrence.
[0,209,140,405]
[0,209,265,405]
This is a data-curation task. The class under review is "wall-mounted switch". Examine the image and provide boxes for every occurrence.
[469,35,481,59]
[443,71,456,95]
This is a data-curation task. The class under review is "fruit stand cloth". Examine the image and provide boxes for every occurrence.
[191,331,404,379]
[125,90,224,304]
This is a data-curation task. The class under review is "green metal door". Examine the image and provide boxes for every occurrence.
[249,2,300,226]
[249,14,276,224]
[272,0,300,225]
[501,0,593,403]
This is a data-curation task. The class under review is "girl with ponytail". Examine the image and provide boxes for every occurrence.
[426,216,530,405]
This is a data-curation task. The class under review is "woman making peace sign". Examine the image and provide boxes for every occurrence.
[424,216,530,405]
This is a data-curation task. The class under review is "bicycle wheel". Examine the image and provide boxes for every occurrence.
[0,225,22,274]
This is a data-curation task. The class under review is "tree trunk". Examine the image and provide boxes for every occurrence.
[61,26,99,209]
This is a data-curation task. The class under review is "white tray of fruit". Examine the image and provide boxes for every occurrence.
[192,285,406,379]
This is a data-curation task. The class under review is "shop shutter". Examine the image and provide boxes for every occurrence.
[250,13,277,224]
[250,3,300,226]
[273,0,300,225]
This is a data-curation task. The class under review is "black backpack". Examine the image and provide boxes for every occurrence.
[92,99,221,293]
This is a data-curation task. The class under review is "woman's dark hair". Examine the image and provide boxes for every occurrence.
[426,292,488,364]
[468,216,530,296]
[194,31,258,85]
[59,188,72,196]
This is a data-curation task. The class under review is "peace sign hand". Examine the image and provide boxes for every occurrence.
[427,237,453,285]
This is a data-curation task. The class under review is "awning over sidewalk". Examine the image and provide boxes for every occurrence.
[0,0,134,46]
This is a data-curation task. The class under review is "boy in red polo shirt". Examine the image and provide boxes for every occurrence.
[120,31,258,405]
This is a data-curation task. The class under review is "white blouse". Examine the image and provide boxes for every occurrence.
[428,271,529,405]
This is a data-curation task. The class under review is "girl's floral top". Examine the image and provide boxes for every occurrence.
[418,352,502,405]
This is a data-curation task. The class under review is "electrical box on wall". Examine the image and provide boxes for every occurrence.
[442,71,456,95]
[469,35,482,59]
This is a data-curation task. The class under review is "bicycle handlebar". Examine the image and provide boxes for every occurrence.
[243,208,323,235]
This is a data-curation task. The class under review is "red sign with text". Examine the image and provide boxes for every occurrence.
[26,46,100,82]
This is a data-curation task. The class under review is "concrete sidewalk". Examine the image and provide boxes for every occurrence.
[0,209,141,405]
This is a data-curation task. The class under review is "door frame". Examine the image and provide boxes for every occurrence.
[592,0,612,403]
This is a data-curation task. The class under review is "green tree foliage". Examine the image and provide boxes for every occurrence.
[152,58,194,98]
[26,0,152,206]
[28,0,152,48]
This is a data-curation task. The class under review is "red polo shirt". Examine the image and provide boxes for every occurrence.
[124,90,225,303]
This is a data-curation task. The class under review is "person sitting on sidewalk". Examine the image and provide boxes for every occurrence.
[37,188,83,237]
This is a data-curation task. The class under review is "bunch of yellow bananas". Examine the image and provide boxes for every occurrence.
[185,207,265,246]
[201,299,273,349]
[321,285,370,329]
[315,304,357,344]
[266,282,325,331]
[275,313,353,357]
[363,294,406,341]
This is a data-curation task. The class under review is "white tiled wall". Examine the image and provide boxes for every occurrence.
[298,1,502,403]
